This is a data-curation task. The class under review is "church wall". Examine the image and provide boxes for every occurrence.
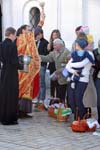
[2,0,13,36]
[86,0,100,47]
[1,0,100,48]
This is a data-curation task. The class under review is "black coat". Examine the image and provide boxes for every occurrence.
[47,44,56,74]
[0,38,19,124]
[36,38,48,66]
[93,49,100,80]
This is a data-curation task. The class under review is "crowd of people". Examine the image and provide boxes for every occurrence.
[0,23,100,128]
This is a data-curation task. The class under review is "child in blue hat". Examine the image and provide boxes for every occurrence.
[62,39,94,88]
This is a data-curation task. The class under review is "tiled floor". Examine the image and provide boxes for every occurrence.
[0,73,99,150]
[0,106,100,150]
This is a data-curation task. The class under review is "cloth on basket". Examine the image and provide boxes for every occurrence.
[54,108,72,116]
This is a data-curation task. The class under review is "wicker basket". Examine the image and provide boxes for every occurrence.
[84,111,96,132]
[71,106,97,132]
[70,117,88,132]
[37,103,44,110]
[87,125,96,132]
[48,107,57,118]
[57,108,69,122]
[71,116,97,132]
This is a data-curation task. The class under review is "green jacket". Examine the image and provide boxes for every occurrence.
[41,49,70,85]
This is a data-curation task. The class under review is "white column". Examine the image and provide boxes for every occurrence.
[60,0,82,49]
[57,0,61,29]
[82,0,88,25]
[2,0,13,37]
[40,0,58,40]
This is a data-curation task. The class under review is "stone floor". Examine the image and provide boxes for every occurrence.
[0,72,100,150]
[0,106,100,150]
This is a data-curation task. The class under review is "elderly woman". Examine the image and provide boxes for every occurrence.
[40,38,70,103]
[47,29,64,98]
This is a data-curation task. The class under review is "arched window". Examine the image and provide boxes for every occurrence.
[29,7,40,29]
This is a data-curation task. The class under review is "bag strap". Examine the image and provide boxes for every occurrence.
[75,107,92,121]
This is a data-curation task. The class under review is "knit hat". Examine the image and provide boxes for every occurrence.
[34,26,43,37]
[75,39,88,49]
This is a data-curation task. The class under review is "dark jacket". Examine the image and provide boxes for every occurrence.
[93,49,100,80]
[36,38,48,66]
[47,44,56,74]
[0,38,19,124]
